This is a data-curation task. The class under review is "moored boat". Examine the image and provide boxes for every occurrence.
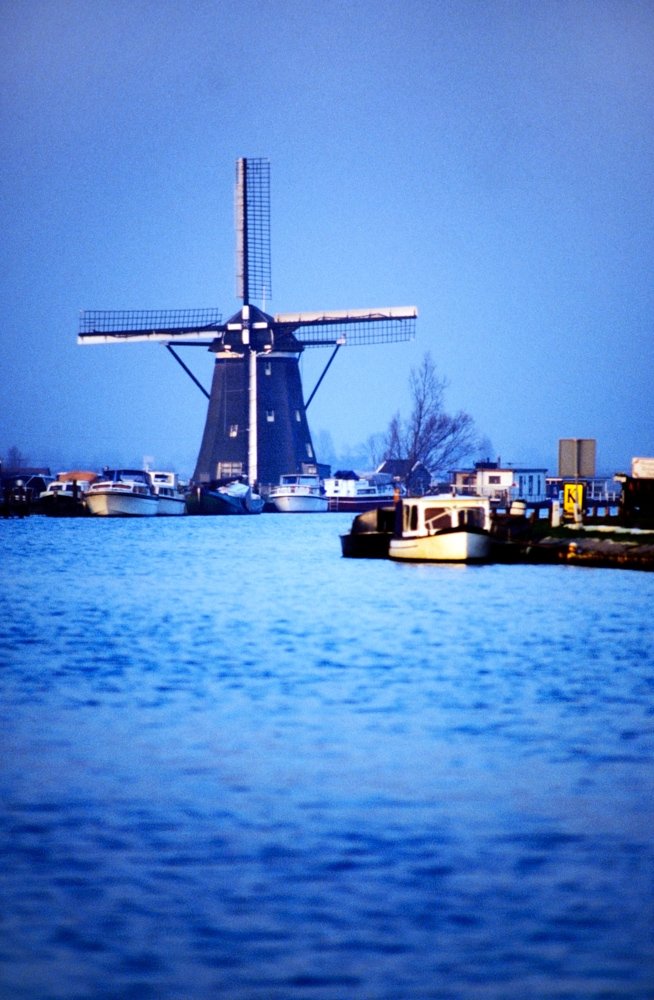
[85,469,159,517]
[38,471,97,516]
[186,479,264,516]
[1,480,34,518]
[389,494,491,562]
[323,471,400,512]
[267,473,328,513]
[149,470,187,515]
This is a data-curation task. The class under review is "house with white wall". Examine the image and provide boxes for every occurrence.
[450,461,548,502]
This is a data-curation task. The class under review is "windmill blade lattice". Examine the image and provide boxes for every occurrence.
[78,308,223,343]
[274,307,417,347]
[236,157,271,305]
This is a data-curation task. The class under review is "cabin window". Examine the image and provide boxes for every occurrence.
[266,410,275,422]
[424,507,450,532]
[229,424,238,437]
[403,504,419,532]
[489,475,500,485]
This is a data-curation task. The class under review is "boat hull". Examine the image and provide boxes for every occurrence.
[327,496,396,513]
[85,492,159,517]
[340,530,391,558]
[38,495,89,517]
[156,496,187,516]
[389,528,491,562]
[270,493,329,513]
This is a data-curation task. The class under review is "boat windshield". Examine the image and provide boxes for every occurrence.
[404,503,487,534]
[424,507,452,532]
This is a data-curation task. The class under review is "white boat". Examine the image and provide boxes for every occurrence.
[85,469,159,517]
[323,471,400,512]
[149,470,187,515]
[389,494,491,562]
[267,473,328,513]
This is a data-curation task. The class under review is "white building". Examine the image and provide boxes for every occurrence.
[450,461,548,502]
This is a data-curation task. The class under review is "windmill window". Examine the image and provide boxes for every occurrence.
[295,410,301,422]
[229,424,238,437]
[306,443,314,458]
[266,410,275,422]
[264,362,272,375]
[218,462,242,477]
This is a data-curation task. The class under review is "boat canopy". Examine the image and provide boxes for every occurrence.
[58,470,98,482]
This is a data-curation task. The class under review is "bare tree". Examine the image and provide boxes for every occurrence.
[4,446,27,471]
[383,353,479,476]
[365,432,387,469]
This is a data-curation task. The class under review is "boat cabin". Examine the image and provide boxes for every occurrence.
[398,495,491,537]
[278,474,322,490]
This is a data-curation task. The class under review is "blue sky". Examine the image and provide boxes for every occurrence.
[2,0,652,477]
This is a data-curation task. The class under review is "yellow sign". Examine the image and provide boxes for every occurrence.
[563,483,584,517]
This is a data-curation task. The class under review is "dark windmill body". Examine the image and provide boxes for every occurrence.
[79,158,417,490]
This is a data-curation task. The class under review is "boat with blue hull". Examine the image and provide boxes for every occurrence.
[186,479,264,516]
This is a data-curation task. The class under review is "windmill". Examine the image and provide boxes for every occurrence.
[78,157,417,488]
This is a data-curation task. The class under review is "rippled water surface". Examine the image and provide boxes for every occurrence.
[1,514,653,999]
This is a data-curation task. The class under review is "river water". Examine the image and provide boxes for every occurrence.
[1,513,653,999]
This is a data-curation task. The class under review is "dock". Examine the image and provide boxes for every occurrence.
[490,498,654,570]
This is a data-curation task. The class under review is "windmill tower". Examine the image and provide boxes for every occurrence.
[78,158,417,488]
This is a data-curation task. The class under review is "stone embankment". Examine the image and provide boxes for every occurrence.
[492,525,654,571]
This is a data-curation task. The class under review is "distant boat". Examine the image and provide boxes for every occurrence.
[38,471,97,516]
[389,494,491,563]
[186,479,264,516]
[149,470,187,515]
[267,473,328,513]
[1,471,53,517]
[1,480,34,518]
[85,469,159,517]
[323,471,399,512]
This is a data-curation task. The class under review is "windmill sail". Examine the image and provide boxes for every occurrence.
[275,307,417,346]
[78,308,223,344]
[78,158,417,490]
[235,157,271,306]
